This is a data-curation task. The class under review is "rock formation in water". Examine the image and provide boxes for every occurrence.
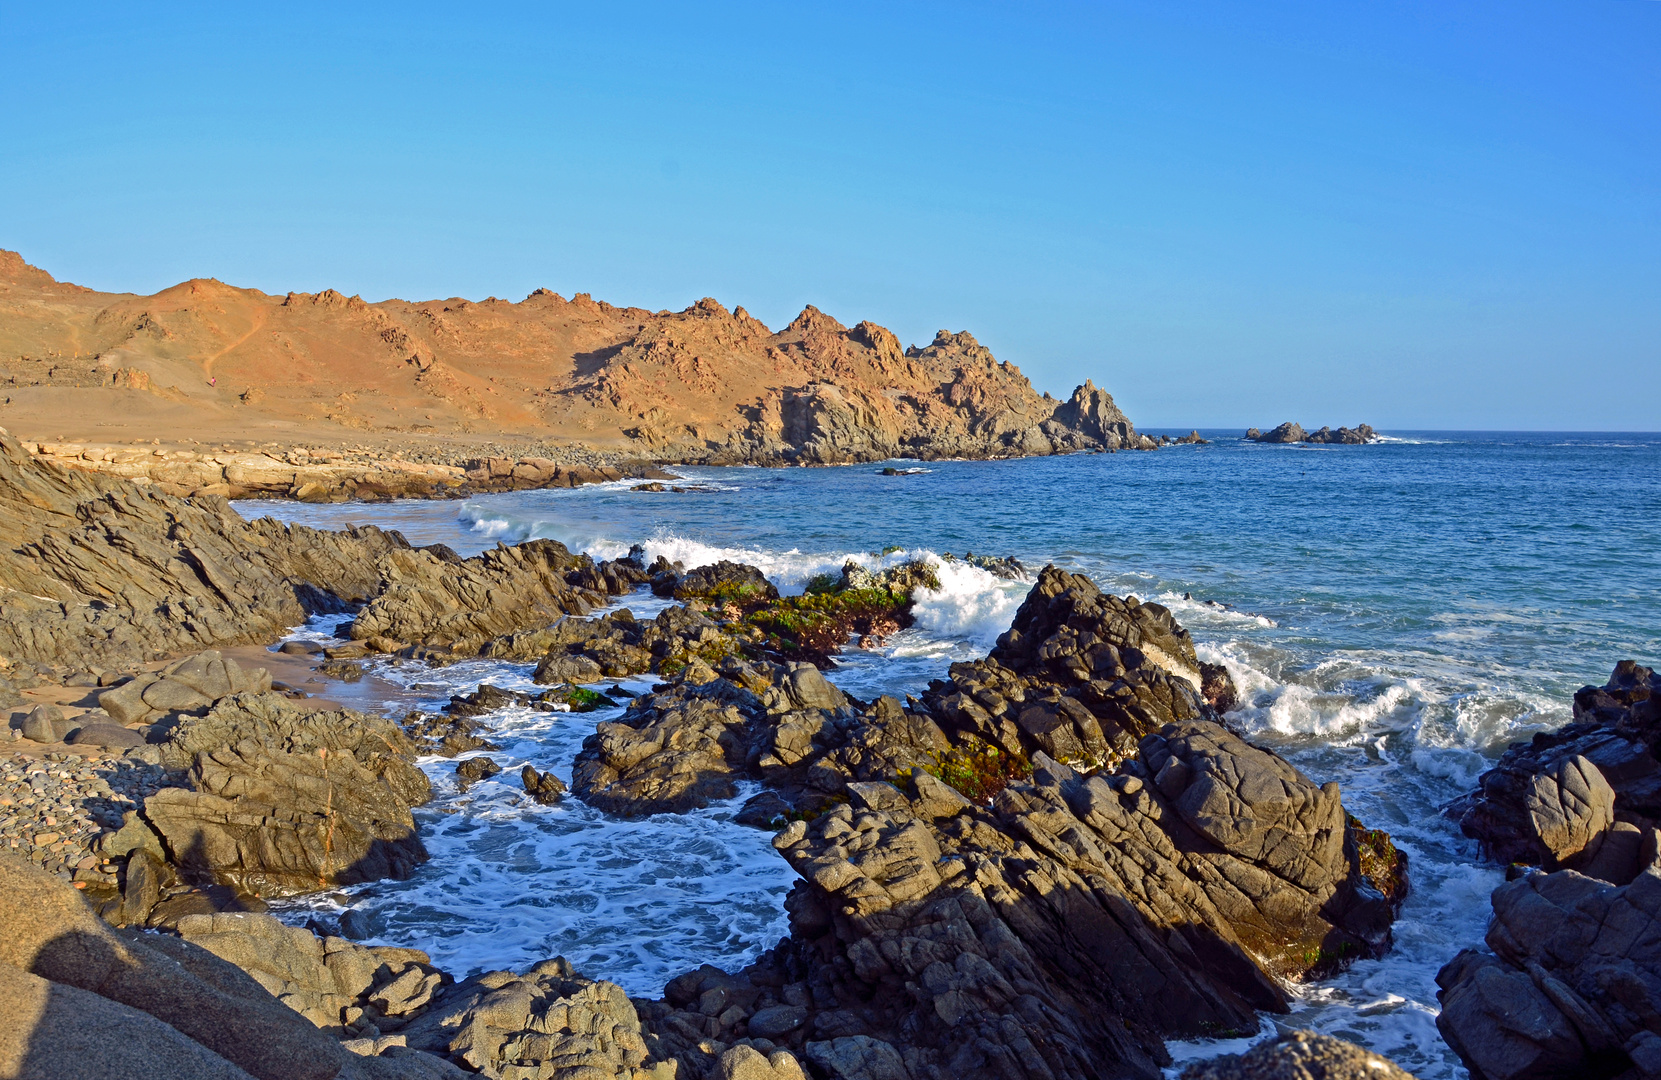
[1244,423,1376,445]
[0,250,1157,470]
[562,565,1408,1080]
[1437,662,1661,1080]
[1453,662,1661,883]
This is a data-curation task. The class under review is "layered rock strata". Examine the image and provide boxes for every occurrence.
[0,429,405,669]
[20,440,676,502]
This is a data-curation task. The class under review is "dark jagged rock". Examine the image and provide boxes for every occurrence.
[142,692,432,896]
[580,567,1402,1079]
[401,710,501,758]
[948,553,1027,580]
[1305,424,1376,445]
[1179,1029,1417,1079]
[920,566,1232,771]
[1453,662,1661,884]
[521,764,566,804]
[345,539,631,656]
[516,605,738,681]
[634,730,1401,1080]
[675,561,781,603]
[1436,867,1661,1080]
[571,659,859,817]
[1245,423,1376,445]
[1247,423,1306,444]
[454,756,502,791]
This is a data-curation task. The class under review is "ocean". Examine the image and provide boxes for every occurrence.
[235,430,1661,1079]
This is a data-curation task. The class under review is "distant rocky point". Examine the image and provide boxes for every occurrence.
[0,249,1159,471]
[1245,422,1377,445]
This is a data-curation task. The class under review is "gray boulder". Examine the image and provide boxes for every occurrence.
[1435,866,1661,1080]
[1457,661,1661,885]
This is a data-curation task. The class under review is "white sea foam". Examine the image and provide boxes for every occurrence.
[909,559,1028,649]
[271,666,796,997]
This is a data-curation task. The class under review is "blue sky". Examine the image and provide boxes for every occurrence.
[2,2,1656,429]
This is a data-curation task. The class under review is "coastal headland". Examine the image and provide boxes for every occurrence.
[0,249,1156,498]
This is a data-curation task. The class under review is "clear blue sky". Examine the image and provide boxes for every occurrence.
[2,2,1656,429]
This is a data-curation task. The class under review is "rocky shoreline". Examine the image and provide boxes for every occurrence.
[0,423,1441,1079]
[17,438,678,502]
[17,409,1654,1080]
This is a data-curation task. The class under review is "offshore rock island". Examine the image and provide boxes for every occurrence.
[0,250,1156,498]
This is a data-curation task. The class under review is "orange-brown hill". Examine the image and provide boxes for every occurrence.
[0,249,1152,463]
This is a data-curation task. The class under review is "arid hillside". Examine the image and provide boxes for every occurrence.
[0,250,1151,463]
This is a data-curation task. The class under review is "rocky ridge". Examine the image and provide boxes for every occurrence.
[18,439,678,502]
[1,250,1158,471]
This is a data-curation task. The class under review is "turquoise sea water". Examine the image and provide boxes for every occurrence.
[238,431,1661,1079]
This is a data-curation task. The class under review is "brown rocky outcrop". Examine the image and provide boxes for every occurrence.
[0,853,465,1079]
[0,250,1155,470]
[0,428,406,669]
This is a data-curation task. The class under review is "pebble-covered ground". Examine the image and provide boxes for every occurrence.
[0,750,179,888]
